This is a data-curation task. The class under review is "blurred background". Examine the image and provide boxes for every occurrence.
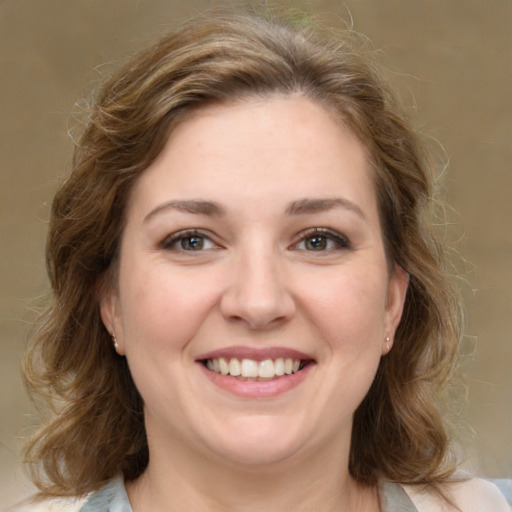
[1,0,510,507]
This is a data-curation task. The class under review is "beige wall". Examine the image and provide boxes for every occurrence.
[1,0,510,507]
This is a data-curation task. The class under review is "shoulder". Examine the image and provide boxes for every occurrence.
[446,479,512,511]
[404,478,511,512]
[7,476,128,512]
[5,497,86,512]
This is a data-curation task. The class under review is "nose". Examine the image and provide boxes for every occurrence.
[220,245,296,330]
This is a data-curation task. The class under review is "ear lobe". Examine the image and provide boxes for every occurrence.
[385,265,409,338]
[99,290,124,353]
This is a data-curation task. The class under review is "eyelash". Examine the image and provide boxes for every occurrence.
[160,228,351,253]
[291,228,352,252]
[160,229,218,251]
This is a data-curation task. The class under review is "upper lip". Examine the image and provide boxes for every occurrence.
[196,346,314,362]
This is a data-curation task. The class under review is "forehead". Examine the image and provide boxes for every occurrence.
[128,96,377,220]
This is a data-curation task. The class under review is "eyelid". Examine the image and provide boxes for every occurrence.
[159,229,220,251]
[290,227,352,251]
[158,227,350,252]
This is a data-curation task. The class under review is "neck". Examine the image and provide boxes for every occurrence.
[127,431,379,512]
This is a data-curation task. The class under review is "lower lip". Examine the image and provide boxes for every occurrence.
[198,362,314,398]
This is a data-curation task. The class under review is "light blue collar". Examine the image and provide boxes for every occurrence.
[81,477,419,512]
[80,476,132,512]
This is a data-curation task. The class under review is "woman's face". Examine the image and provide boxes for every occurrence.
[101,96,408,468]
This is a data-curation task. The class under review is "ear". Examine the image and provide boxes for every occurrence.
[382,265,409,354]
[99,287,125,355]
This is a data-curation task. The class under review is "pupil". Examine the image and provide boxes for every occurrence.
[307,236,326,250]
[183,237,203,250]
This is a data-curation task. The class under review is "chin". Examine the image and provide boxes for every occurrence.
[212,441,302,468]
[200,416,307,467]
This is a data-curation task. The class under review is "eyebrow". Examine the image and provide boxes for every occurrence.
[285,198,366,219]
[143,200,225,222]
[143,197,365,222]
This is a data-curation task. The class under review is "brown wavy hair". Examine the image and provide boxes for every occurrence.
[23,10,463,498]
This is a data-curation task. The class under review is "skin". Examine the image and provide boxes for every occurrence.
[101,95,409,511]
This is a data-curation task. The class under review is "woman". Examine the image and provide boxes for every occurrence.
[20,11,509,512]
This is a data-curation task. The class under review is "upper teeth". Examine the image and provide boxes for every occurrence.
[206,357,301,378]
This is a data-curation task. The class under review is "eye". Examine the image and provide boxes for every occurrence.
[292,228,351,252]
[160,230,218,251]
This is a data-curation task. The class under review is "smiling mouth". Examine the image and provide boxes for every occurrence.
[202,357,311,381]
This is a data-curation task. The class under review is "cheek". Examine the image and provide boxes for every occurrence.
[118,262,219,354]
[116,266,217,411]
[300,264,389,353]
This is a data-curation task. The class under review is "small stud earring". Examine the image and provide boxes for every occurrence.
[385,336,391,351]
[112,334,119,350]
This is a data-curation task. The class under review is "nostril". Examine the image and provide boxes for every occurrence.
[222,306,293,331]
[219,267,295,329]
